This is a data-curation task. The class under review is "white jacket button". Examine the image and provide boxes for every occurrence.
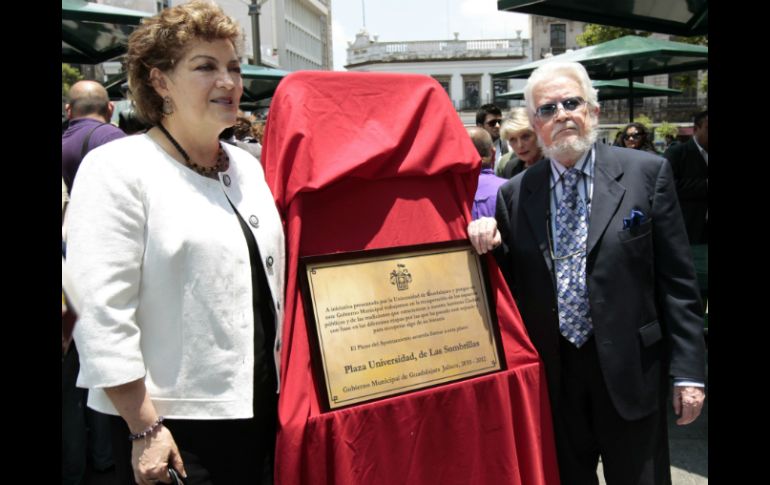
[223,174,231,186]
[249,215,259,228]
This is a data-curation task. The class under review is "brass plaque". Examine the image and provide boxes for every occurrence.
[301,242,504,410]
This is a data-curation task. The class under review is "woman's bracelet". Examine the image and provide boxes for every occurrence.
[128,416,165,442]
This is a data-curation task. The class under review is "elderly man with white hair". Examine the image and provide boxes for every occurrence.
[467,61,706,485]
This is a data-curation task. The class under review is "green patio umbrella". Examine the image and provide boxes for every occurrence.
[498,79,682,101]
[241,64,290,103]
[493,35,707,120]
[103,72,129,100]
[62,0,151,64]
[497,0,707,37]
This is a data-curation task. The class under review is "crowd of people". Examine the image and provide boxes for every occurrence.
[62,2,707,484]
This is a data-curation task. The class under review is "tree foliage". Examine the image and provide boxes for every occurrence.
[633,114,653,130]
[656,122,679,139]
[699,73,708,94]
[672,35,707,95]
[671,35,708,46]
[576,24,651,47]
[577,25,707,48]
[673,71,709,96]
[673,73,697,90]
[62,63,83,98]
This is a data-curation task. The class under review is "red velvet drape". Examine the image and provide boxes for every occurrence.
[262,71,559,485]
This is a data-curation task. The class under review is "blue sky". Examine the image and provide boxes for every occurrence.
[330,0,531,70]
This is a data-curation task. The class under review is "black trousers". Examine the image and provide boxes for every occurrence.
[110,391,277,485]
[62,345,114,484]
[62,346,87,485]
[553,336,671,485]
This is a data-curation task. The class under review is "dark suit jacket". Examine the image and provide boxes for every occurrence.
[497,148,546,179]
[494,143,705,421]
[501,156,547,179]
[496,152,523,179]
[663,139,708,244]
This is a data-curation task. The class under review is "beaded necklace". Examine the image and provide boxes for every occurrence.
[157,123,229,176]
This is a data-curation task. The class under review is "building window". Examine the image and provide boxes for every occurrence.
[550,24,566,55]
[493,79,509,106]
[464,79,480,110]
[432,76,451,99]
[156,0,170,12]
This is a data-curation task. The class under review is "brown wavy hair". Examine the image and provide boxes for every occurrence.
[622,122,658,153]
[125,0,244,126]
[251,121,265,144]
[232,116,253,140]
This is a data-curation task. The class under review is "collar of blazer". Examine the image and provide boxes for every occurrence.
[586,143,626,255]
[520,143,627,262]
[519,143,624,195]
[687,138,708,162]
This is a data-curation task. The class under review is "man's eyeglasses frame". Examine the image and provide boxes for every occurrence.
[534,96,586,121]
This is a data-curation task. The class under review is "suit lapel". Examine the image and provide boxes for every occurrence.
[522,161,553,275]
[587,144,625,256]
[497,138,509,155]
[688,139,708,174]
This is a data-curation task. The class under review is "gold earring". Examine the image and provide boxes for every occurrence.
[162,96,174,116]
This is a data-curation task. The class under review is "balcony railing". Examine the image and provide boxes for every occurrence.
[540,46,567,58]
[453,96,522,111]
[347,38,528,65]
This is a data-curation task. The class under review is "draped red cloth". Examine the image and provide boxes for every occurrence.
[262,71,559,485]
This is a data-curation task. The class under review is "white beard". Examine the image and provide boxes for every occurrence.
[540,119,598,163]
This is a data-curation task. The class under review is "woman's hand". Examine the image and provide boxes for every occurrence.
[131,424,185,484]
[103,379,187,484]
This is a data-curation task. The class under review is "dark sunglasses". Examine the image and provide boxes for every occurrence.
[486,119,502,127]
[535,96,585,120]
[624,133,641,140]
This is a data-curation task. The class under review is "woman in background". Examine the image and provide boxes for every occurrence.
[620,122,659,154]
[496,107,545,179]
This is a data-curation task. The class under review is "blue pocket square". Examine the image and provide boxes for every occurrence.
[622,209,646,230]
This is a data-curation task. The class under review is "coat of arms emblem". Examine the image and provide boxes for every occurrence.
[389,264,412,291]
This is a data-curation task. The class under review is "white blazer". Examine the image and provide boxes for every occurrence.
[67,134,285,419]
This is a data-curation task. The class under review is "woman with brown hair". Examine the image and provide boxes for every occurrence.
[65,1,285,483]
[621,122,659,154]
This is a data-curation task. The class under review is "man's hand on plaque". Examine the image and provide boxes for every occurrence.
[468,217,501,255]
